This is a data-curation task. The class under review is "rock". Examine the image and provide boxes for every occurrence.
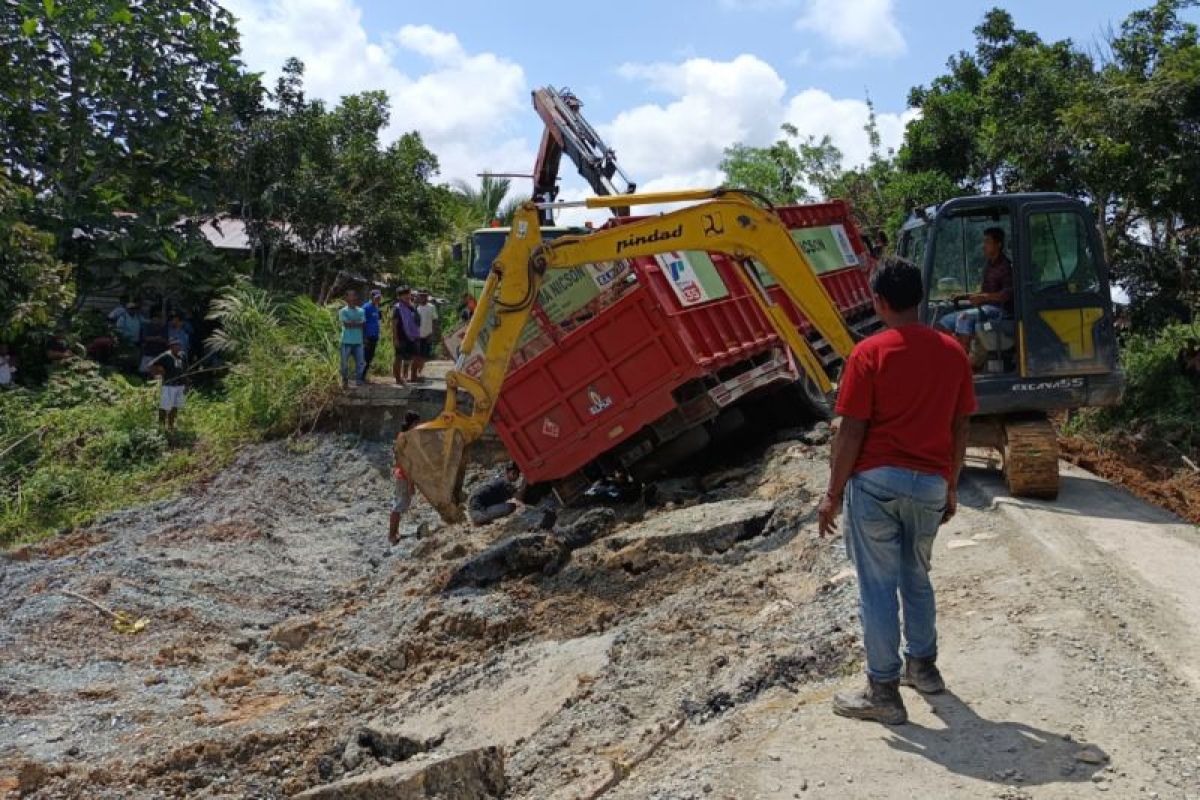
[606,498,776,555]
[294,747,505,799]
[554,508,617,548]
[356,725,442,761]
[650,477,702,505]
[444,534,570,590]
[18,761,50,795]
[799,422,831,446]
[1075,746,1109,765]
[342,739,366,772]
[268,618,319,651]
[699,465,755,492]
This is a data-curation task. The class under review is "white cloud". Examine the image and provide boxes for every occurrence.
[795,0,906,60]
[606,55,787,180]
[220,0,529,183]
[784,89,918,168]
[393,24,465,64]
[597,53,913,206]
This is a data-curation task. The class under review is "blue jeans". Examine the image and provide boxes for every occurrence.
[938,304,1003,336]
[843,466,948,682]
[340,343,365,384]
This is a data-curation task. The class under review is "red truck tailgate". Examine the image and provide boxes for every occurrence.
[493,286,702,481]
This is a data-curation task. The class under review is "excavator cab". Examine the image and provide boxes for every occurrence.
[898,193,1125,497]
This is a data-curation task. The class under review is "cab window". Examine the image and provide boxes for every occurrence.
[1027,211,1100,294]
[928,212,1011,301]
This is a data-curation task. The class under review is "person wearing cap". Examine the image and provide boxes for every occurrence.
[392,287,420,385]
[362,289,383,382]
[149,339,188,431]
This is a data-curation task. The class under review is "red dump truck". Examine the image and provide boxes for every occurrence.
[453,200,879,495]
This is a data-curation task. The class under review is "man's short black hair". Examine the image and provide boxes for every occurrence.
[869,256,924,311]
[506,461,520,475]
[983,227,1005,246]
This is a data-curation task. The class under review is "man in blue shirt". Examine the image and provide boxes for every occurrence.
[361,289,382,382]
[339,289,366,388]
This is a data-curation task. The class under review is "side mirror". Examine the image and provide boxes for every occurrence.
[451,243,464,262]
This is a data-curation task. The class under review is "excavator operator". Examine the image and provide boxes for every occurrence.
[936,227,1014,353]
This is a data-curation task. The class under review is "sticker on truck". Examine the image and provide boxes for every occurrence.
[655,250,729,307]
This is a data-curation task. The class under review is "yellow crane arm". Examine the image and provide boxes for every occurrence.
[398,189,857,521]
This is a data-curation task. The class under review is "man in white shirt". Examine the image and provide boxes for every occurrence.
[414,291,439,382]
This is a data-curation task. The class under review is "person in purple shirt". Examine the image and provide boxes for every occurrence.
[391,287,421,385]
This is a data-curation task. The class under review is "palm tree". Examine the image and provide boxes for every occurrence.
[451,174,530,228]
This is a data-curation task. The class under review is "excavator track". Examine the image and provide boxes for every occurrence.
[1002,416,1060,499]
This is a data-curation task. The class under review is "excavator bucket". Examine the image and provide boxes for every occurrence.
[395,424,469,523]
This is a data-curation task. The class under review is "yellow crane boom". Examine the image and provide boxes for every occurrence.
[397,188,857,522]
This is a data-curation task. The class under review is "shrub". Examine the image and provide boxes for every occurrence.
[1087,322,1200,450]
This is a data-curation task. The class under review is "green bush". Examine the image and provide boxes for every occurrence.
[1086,322,1200,450]
[0,284,355,546]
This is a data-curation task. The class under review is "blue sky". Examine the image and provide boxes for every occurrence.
[221,0,1192,222]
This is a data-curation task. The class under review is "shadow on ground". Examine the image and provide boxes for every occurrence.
[885,691,1106,787]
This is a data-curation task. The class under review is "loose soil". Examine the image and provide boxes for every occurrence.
[1059,433,1200,524]
[1,434,1198,799]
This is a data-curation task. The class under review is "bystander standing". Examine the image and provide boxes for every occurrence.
[149,339,188,431]
[414,291,438,381]
[362,289,383,382]
[339,289,366,388]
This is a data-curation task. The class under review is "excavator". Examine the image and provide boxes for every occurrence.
[898,193,1125,498]
[399,188,858,522]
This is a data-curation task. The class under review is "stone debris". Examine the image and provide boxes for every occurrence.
[295,747,505,799]
[605,498,776,555]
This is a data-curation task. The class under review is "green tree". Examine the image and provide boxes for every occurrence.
[233,59,450,297]
[0,176,74,340]
[719,125,844,205]
[0,0,257,297]
[895,2,1199,324]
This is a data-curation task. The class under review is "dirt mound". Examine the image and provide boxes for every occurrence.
[0,432,855,798]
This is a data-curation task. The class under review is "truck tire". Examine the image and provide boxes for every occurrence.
[1002,416,1060,500]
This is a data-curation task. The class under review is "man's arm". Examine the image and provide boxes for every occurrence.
[945,414,970,523]
[818,415,869,537]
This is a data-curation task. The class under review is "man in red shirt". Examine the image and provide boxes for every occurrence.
[819,256,977,725]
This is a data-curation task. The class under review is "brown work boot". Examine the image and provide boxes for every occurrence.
[901,656,946,694]
[832,678,907,725]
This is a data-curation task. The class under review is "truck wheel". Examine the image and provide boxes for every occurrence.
[790,373,832,421]
[1002,416,1060,500]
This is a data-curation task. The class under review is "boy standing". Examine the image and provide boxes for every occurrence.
[390,412,421,544]
[149,339,188,431]
[339,289,366,388]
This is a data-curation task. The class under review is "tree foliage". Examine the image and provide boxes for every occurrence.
[0,176,74,340]
[232,59,450,298]
[901,2,1199,325]
[719,125,843,205]
[0,0,257,297]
